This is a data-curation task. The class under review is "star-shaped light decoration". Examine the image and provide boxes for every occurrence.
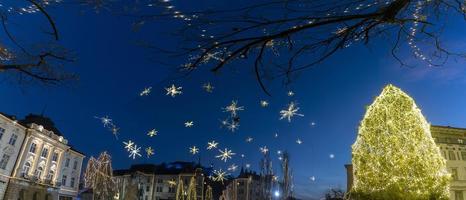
[207,141,219,150]
[189,146,199,155]
[140,87,152,96]
[279,102,304,122]
[216,148,236,162]
[260,146,269,155]
[96,116,113,127]
[165,84,182,97]
[167,179,177,187]
[129,145,142,159]
[296,138,303,144]
[329,154,335,159]
[287,91,295,97]
[213,169,229,183]
[227,164,238,172]
[123,140,135,151]
[246,137,253,143]
[260,100,269,107]
[145,147,155,158]
[111,126,120,139]
[147,129,158,137]
[202,82,214,93]
[223,100,244,117]
[184,121,194,128]
[226,120,239,132]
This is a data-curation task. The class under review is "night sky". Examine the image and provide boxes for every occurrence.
[2,1,466,199]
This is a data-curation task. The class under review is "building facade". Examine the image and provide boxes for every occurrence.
[219,169,261,200]
[113,162,208,200]
[345,125,466,200]
[0,113,84,200]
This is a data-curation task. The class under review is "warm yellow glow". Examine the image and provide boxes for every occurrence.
[351,84,450,199]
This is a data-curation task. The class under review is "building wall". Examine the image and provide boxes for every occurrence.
[0,113,84,200]
[220,177,261,200]
[58,149,84,199]
[0,115,26,200]
[113,171,205,200]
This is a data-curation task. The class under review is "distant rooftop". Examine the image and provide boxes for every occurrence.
[19,114,63,136]
[113,161,209,176]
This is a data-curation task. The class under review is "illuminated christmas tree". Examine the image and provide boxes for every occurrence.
[350,85,450,199]
[186,177,197,200]
[205,186,213,200]
[176,180,185,200]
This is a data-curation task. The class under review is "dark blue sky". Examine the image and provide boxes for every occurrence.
[2,1,466,199]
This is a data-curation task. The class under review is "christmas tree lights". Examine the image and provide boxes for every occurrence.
[351,84,450,199]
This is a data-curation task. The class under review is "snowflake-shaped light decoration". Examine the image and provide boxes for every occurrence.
[279,102,304,122]
[167,179,177,187]
[95,116,113,127]
[223,100,244,117]
[145,147,155,158]
[189,146,199,155]
[140,87,152,96]
[296,138,303,144]
[165,84,182,97]
[123,140,135,151]
[213,169,229,183]
[147,129,158,137]
[202,82,214,93]
[226,120,239,132]
[216,148,236,162]
[260,100,269,107]
[260,146,269,155]
[207,141,219,150]
[129,145,142,159]
[185,121,194,128]
[246,137,253,143]
[228,164,238,172]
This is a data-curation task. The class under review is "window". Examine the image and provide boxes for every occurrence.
[156,186,163,192]
[168,187,175,193]
[450,151,457,160]
[47,170,54,180]
[52,153,58,162]
[146,185,150,192]
[65,158,70,167]
[8,134,18,146]
[157,179,163,183]
[29,143,37,153]
[0,154,10,170]
[452,168,459,180]
[455,191,464,200]
[73,160,78,170]
[0,127,5,140]
[41,148,49,158]
[61,175,67,186]
[21,162,31,176]
[35,167,43,178]
[70,177,75,188]
[462,152,466,161]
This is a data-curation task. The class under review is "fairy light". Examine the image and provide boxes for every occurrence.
[351,84,450,198]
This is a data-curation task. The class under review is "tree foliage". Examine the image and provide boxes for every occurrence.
[350,84,450,199]
[129,0,466,95]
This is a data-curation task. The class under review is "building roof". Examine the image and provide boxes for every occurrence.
[19,114,63,136]
[114,161,209,176]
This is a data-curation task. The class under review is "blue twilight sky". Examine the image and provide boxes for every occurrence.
[2,1,466,199]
